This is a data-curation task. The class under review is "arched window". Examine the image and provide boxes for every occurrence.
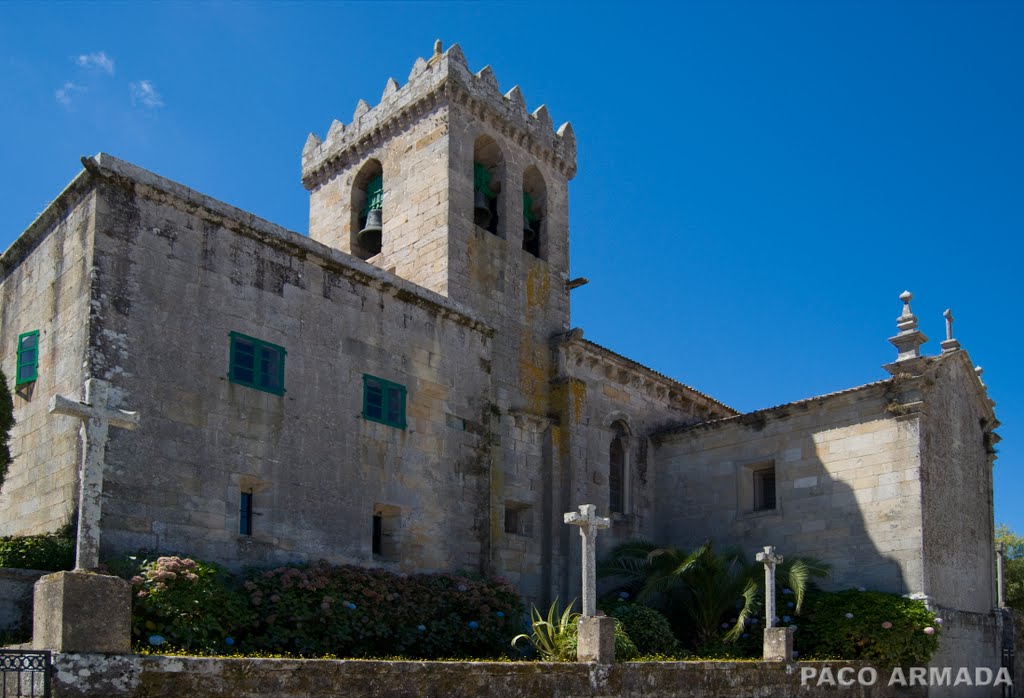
[351,159,383,259]
[522,166,546,258]
[473,135,503,237]
[609,421,629,514]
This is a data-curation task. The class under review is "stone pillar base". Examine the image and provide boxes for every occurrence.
[33,571,131,653]
[763,625,796,662]
[577,615,615,663]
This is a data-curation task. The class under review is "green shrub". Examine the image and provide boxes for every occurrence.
[607,603,682,656]
[0,369,13,493]
[0,526,74,571]
[797,589,940,667]
[244,562,523,659]
[129,556,250,652]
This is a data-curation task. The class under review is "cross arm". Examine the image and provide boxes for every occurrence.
[49,395,141,430]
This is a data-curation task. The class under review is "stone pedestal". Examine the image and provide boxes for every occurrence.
[763,625,795,662]
[577,616,615,663]
[33,571,131,653]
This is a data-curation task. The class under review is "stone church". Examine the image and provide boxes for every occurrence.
[0,42,1004,676]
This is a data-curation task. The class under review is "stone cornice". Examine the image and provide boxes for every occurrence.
[557,334,737,420]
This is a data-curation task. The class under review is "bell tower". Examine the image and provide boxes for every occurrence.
[301,41,577,334]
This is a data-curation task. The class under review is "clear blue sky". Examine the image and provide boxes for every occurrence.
[2,2,1021,530]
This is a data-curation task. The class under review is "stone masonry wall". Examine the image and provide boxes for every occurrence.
[0,180,96,536]
[919,351,997,613]
[50,654,924,698]
[69,156,496,574]
[653,382,926,595]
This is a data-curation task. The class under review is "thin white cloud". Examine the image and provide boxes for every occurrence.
[129,80,164,109]
[55,82,85,107]
[75,51,115,75]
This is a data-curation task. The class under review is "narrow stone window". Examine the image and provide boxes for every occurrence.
[522,166,546,258]
[753,465,776,511]
[504,501,533,536]
[609,421,629,514]
[372,504,400,560]
[229,332,285,395]
[351,159,384,259]
[239,491,254,536]
[15,330,39,386]
[473,135,504,237]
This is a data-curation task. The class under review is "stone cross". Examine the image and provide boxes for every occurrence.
[997,542,1006,608]
[564,504,610,617]
[49,379,140,570]
[941,309,961,353]
[756,545,784,628]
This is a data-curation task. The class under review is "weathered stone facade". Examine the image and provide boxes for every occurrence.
[0,42,1004,684]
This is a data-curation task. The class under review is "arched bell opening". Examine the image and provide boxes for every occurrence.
[522,165,546,258]
[350,159,384,259]
[473,135,504,237]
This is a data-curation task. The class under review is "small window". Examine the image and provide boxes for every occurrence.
[229,332,285,395]
[239,491,253,536]
[504,502,533,536]
[363,375,406,428]
[15,331,39,386]
[609,423,628,514]
[753,466,776,511]
[372,504,400,561]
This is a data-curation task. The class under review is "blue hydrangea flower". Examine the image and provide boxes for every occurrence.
[741,633,749,639]
[495,611,505,618]
[457,584,468,592]
[618,591,630,599]
[783,615,792,622]
[468,621,479,629]
[417,624,426,631]
[751,618,759,625]
[782,588,793,595]
[148,635,165,646]
[787,601,795,608]
[224,637,235,646]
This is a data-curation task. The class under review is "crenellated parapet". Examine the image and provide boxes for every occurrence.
[301,41,577,190]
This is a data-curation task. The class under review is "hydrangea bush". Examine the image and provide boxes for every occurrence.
[243,562,523,658]
[129,556,249,651]
[796,589,941,666]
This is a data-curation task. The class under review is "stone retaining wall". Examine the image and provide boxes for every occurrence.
[51,654,927,698]
[0,568,47,634]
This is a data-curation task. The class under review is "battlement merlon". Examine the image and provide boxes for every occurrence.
[300,42,577,191]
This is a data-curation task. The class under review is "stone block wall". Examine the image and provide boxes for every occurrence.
[0,567,46,633]
[919,352,997,613]
[653,381,925,594]
[56,156,498,575]
[0,178,96,536]
[49,654,926,698]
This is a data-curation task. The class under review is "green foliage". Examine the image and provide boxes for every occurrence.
[606,602,682,656]
[0,526,74,571]
[0,369,13,493]
[996,523,1024,609]
[510,599,638,662]
[599,539,827,651]
[512,598,579,661]
[796,589,940,667]
[243,562,522,659]
[129,556,250,652]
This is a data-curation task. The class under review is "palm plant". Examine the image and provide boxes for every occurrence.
[599,540,828,649]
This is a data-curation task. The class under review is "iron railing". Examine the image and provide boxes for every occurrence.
[0,650,50,698]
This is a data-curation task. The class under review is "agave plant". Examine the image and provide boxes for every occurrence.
[511,598,579,661]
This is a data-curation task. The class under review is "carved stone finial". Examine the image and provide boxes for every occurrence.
[941,308,961,353]
[976,365,986,388]
[434,39,442,56]
[884,290,929,376]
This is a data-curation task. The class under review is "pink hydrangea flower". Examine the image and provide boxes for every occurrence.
[881,621,893,629]
[923,627,935,635]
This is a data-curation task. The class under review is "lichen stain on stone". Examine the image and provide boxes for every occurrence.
[525,263,550,309]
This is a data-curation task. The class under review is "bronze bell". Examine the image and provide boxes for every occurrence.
[358,208,383,252]
[474,191,491,228]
